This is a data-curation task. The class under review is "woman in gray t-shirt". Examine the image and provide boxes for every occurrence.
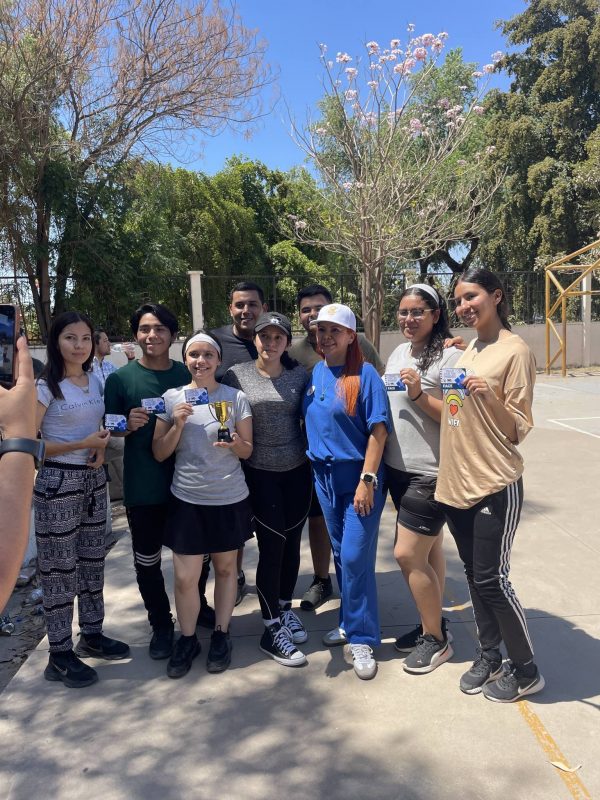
[152,331,253,677]
[34,311,129,689]
[222,312,311,668]
[383,284,461,676]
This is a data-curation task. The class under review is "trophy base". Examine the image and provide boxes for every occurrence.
[217,428,232,443]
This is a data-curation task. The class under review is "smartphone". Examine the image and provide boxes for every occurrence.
[0,304,18,389]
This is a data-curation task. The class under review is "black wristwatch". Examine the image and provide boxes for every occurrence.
[0,437,45,468]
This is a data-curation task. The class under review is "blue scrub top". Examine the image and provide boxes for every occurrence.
[303,361,390,463]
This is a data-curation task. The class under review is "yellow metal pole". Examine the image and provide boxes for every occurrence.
[545,270,550,374]
[561,296,567,377]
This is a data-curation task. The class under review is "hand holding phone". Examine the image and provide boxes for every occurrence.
[0,304,18,390]
[0,337,36,440]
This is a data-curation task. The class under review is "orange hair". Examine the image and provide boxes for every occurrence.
[337,335,364,416]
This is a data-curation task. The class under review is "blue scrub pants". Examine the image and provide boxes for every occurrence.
[312,460,387,647]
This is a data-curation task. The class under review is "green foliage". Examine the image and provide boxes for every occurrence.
[478,0,600,271]
[62,158,340,335]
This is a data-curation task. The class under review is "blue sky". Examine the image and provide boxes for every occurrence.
[178,0,526,175]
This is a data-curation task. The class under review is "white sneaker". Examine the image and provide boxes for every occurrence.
[349,643,377,680]
[322,627,346,647]
[280,608,308,644]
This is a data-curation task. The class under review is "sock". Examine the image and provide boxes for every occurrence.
[279,601,292,611]
[514,660,536,678]
[263,618,279,628]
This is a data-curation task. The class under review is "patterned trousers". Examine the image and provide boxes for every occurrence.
[34,462,107,652]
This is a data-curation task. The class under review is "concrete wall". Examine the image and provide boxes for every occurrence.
[379,321,600,369]
[30,321,600,370]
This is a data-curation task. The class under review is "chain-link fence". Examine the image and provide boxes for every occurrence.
[3,268,598,343]
[201,269,591,332]
[0,276,43,341]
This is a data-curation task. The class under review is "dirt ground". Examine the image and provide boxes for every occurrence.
[0,504,128,693]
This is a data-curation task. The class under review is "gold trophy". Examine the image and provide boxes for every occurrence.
[209,400,233,442]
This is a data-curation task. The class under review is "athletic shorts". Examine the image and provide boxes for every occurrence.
[163,494,254,555]
[385,466,445,537]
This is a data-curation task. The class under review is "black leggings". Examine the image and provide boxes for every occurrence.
[243,461,313,621]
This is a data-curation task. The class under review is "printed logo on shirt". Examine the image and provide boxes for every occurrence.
[480,506,492,515]
[440,368,468,428]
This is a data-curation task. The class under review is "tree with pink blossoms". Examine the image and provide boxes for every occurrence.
[291,29,502,347]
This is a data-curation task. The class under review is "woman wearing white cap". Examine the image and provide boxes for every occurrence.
[383,284,461,674]
[152,330,253,678]
[303,304,390,680]
[223,312,312,668]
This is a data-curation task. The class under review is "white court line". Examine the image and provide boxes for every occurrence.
[535,383,578,392]
[550,416,600,420]
[548,418,600,439]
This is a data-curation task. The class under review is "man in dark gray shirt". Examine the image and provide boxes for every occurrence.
[210,281,268,601]
[211,281,267,381]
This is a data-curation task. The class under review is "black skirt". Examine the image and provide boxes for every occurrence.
[163,494,254,555]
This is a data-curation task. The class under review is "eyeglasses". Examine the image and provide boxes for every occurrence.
[397,308,431,319]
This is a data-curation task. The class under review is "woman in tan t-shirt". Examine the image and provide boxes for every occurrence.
[435,267,544,704]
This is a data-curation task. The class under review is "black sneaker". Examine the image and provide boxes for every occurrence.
[75,633,130,660]
[149,622,174,660]
[197,602,216,629]
[259,623,306,667]
[394,618,452,653]
[300,575,333,611]
[235,570,246,607]
[460,649,503,694]
[44,650,99,688]
[167,634,201,679]
[483,663,545,703]
[403,634,453,674]
[207,628,233,673]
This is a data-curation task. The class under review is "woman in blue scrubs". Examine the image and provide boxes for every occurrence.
[303,304,389,680]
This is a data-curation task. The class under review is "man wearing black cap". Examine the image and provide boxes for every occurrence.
[222,311,312,666]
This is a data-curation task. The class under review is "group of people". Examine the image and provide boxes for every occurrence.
[23,268,544,703]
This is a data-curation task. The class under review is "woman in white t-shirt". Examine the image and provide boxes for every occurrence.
[436,267,543,703]
[152,331,253,678]
[384,285,460,675]
[35,311,129,690]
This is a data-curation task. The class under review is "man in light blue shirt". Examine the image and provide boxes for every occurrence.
[92,329,117,390]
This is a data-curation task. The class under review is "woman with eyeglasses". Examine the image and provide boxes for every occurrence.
[383,284,461,674]
[435,267,543,702]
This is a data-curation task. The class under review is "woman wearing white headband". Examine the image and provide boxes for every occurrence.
[383,284,461,675]
[303,303,390,680]
[152,330,253,677]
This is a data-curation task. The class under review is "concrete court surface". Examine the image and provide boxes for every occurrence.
[1,373,598,800]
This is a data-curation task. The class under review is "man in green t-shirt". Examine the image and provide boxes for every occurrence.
[104,303,213,660]
[289,285,385,611]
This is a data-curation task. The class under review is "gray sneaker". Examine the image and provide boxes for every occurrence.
[460,650,503,694]
[300,575,333,610]
[403,634,453,674]
[322,626,346,647]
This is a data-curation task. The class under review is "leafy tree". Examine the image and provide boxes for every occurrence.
[478,0,600,273]
[0,0,269,340]
[290,32,500,347]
